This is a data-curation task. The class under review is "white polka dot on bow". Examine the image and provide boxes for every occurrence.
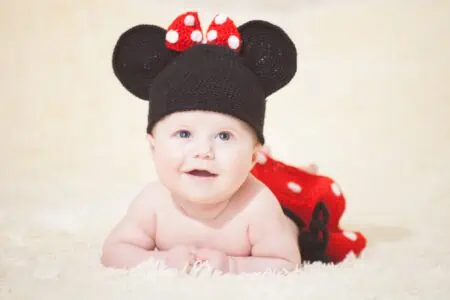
[166,30,178,43]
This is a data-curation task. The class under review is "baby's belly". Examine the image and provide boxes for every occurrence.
[154,219,252,257]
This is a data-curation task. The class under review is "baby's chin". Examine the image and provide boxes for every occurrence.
[165,177,244,203]
[180,191,228,205]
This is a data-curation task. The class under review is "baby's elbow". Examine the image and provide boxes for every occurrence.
[290,247,302,266]
[100,255,111,268]
[281,238,302,266]
[271,246,301,271]
[291,235,302,265]
[279,247,301,271]
[100,242,120,268]
[100,245,113,267]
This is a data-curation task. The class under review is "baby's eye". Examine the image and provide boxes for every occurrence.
[217,131,232,141]
[175,130,191,138]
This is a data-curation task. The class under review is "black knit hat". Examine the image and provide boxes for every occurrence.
[112,12,297,144]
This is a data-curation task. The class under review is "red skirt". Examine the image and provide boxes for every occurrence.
[251,149,367,264]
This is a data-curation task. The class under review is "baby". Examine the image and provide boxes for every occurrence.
[101,12,304,274]
[101,110,302,273]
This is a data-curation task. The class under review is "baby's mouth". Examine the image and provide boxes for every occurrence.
[186,169,218,177]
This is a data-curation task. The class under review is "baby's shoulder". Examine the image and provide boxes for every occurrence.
[244,175,284,217]
[243,176,294,232]
[127,180,169,213]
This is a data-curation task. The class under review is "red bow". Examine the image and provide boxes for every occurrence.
[165,11,242,53]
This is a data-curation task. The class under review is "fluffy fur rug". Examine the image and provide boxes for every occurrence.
[1,0,449,299]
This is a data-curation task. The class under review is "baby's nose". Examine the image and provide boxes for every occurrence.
[193,142,214,159]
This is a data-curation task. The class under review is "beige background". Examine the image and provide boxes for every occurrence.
[1,0,450,298]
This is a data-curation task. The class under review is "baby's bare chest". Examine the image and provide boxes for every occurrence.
[154,210,252,256]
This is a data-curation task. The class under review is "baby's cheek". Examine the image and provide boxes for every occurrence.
[223,146,253,163]
[221,154,250,173]
[155,145,184,165]
[221,156,254,184]
[153,153,182,180]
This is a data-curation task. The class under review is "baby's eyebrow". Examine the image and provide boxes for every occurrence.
[170,121,244,133]
[170,123,192,129]
[220,123,248,131]
[215,126,239,133]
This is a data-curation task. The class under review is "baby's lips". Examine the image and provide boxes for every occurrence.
[184,168,218,176]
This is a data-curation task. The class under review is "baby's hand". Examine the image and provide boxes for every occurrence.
[196,248,230,273]
[165,245,197,272]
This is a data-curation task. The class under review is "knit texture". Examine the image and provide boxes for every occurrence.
[148,45,266,143]
[112,13,297,144]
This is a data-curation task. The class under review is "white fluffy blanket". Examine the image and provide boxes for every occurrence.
[1,0,450,299]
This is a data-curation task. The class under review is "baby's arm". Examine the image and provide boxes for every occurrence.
[101,183,166,269]
[230,188,301,273]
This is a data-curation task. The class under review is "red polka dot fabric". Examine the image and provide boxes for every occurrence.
[251,151,367,264]
[165,11,242,52]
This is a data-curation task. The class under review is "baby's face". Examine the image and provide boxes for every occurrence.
[148,110,261,204]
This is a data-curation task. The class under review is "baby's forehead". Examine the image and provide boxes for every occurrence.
[163,111,247,129]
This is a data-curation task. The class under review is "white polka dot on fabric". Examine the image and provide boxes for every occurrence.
[343,231,358,241]
[184,15,195,26]
[166,30,178,43]
[207,30,217,41]
[227,35,240,49]
[190,30,202,43]
[214,14,227,25]
[256,152,267,164]
[287,182,302,193]
[331,182,342,196]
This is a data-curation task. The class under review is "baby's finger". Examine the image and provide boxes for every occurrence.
[197,248,216,261]
[188,252,198,264]
[195,250,208,260]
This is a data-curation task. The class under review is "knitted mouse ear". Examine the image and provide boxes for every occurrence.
[238,20,297,97]
[112,24,179,100]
